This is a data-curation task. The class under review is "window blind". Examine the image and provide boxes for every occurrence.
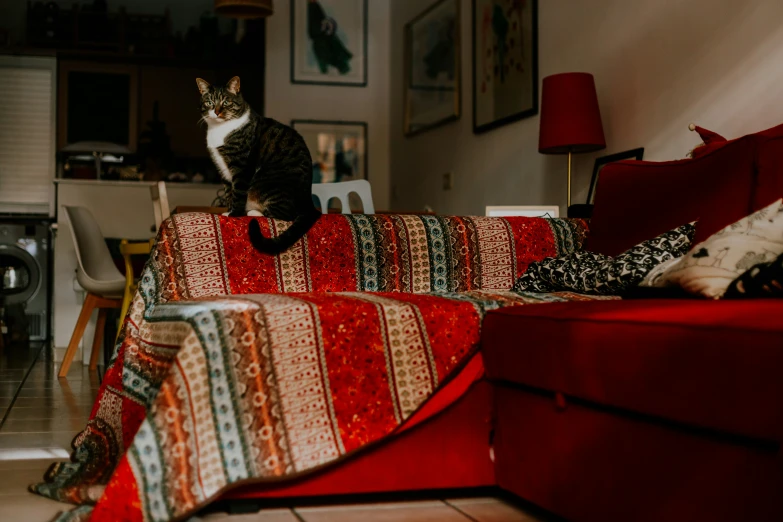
[0,57,56,215]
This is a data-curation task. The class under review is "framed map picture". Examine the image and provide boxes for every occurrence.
[473,0,538,134]
[290,0,368,87]
[404,0,461,136]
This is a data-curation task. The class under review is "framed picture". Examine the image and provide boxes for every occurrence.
[290,0,367,87]
[472,0,538,134]
[292,120,368,185]
[485,205,559,218]
[404,0,461,136]
[586,148,645,204]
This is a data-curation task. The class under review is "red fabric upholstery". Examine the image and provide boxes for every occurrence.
[223,379,494,499]
[690,125,728,158]
[494,387,783,522]
[482,299,783,440]
[589,122,783,256]
[753,124,783,209]
[587,136,757,255]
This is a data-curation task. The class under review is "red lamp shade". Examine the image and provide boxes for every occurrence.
[539,72,606,154]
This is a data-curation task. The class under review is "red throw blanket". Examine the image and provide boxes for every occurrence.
[31,214,602,521]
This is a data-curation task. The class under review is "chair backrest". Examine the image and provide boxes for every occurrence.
[63,206,123,283]
[150,181,171,230]
[312,179,375,214]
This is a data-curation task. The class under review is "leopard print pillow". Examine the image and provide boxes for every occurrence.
[724,252,783,298]
[513,223,696,296]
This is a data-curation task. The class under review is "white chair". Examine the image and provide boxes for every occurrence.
[312,179,375,214]
[60,206,125,378]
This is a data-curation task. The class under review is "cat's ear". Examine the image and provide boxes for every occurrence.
[226,76,241,95]
[196,78,211,95]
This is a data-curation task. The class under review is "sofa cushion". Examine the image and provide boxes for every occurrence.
[753,127,783,209]
[482,299,783,440]
[640,199,783,298]
[587,136,757,256]
[513,222,695,295]
[725,251,783,299]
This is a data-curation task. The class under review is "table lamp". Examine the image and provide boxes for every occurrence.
[538,72,605,210]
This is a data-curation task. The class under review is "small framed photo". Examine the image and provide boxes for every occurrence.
[485,205,559,218]
[292,120,368,184]
[472,0,538,134]
[290,0,367,87]
[404,0,461,136]
[587,148,645,204]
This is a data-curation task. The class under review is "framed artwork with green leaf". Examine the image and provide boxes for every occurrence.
[290,0,368,87]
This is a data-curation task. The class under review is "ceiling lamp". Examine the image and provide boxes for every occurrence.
[214,0,274,18]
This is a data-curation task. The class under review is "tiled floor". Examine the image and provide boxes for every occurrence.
[0,342,546,521]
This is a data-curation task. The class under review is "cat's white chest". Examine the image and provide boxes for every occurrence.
[206,111,250,181]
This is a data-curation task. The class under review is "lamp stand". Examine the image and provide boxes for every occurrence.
[567,151,572,208]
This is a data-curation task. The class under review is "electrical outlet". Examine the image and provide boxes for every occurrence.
[442,172,453,190]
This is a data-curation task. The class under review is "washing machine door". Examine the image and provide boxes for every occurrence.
[0,244,41,306]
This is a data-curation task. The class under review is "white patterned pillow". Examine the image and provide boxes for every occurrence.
[640,199,783,298]
[513,223,696,295]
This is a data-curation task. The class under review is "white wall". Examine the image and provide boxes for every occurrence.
[389,0,783,216]
[264,0,391,211]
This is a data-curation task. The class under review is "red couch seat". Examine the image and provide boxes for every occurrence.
[482,299,783,441]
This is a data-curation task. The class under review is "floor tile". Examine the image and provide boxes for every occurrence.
[1,416,90,433]
[0,458,67,470]
[0,381,23,397]
[4,405,93,420]
[447,498,543,522]
[295,501,468,522]
[194,508,300,521]
[0,493,71,520]
[0,431,76,449]
[11,397,97,408]
[0,463,53,496]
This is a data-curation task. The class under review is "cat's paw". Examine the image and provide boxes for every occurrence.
[247,210,264,217]
[221,212,231,217]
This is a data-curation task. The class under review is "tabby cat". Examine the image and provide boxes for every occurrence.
[197,76,320,255]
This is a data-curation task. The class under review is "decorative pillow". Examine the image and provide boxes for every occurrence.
[640,199,783,298]
[688,125,729,159]
[513,223,695,296]
[724,252,783,299]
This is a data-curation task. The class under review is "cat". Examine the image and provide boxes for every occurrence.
[197,76,320,255]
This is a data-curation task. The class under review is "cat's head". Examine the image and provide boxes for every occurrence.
[196,76,247,124]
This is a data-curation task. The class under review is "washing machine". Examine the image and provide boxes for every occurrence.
[0,220,51,341]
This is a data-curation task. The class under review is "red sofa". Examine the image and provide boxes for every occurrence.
[483,123,783,522]
[218,124,783,521]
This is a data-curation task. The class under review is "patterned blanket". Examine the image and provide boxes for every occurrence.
[30,214,599,521]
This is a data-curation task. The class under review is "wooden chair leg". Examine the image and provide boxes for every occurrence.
[59,293,98,378]
[89,308,107,371]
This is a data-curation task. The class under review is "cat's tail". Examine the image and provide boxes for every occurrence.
[247,209,322,255]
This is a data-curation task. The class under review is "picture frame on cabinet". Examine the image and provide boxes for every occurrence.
[587,148,645,205]
[485,205,559,218]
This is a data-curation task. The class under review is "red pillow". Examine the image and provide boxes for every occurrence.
[689,125,729,158]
